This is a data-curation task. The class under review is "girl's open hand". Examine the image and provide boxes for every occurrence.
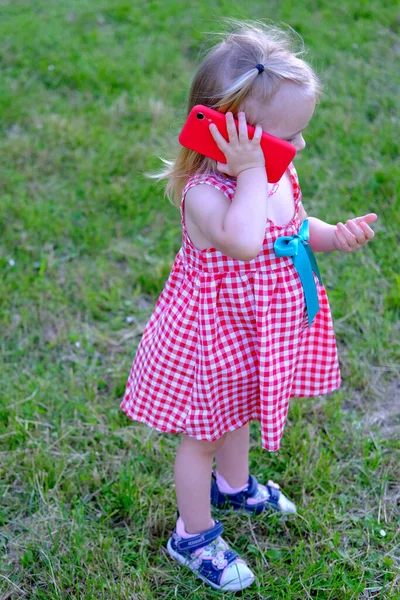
[209,111,265,178]
[332,213,377,252]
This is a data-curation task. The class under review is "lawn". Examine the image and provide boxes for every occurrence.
[0,1,399,598]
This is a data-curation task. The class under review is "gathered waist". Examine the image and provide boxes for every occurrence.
[178,245,294,275]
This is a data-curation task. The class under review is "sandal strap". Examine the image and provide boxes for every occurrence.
[195,548,239,586]
[245,474,258,497]
[176,520,224,553]
[265,484,281,503]
[210,473,259,505]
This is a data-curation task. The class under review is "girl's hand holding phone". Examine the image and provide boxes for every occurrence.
[209,112,266,178]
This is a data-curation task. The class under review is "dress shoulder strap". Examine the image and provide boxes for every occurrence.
[180,172,237,239]
[287,162,302,209]
[181,172,236,204]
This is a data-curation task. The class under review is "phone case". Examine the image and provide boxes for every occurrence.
[178,104,296,183]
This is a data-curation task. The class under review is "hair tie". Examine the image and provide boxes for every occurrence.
[255,63,265,74]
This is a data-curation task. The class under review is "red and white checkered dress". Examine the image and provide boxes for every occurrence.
[121,164,341,451]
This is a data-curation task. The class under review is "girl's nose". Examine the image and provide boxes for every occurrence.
[296,135,306,151]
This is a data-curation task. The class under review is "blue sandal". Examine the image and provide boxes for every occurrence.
[210,471,297,515]
[166,518,255,591]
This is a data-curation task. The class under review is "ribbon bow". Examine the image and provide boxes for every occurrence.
[273,219,322,326]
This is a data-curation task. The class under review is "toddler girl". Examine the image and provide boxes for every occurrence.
[120,21,377,591]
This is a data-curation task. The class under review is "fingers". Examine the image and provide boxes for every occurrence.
[346,219,375,242]
[345,220,367,243]
[226,111,239,145]
[237,112,263,145]
[210,111,265,177]
[354,213,378,225]
[209,122,229,154]
[209,111,240,151]
[237,111,248,142]
[359,220,375,240]
[332,227,347,252]
[338,223,359,250]
[210,111,261,149]
[335,224,353,251]
[335,218,376,252]
[252,123,263,144]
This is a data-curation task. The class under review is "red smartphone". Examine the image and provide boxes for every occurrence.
[178,104,296,183]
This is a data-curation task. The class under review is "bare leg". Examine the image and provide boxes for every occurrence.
[174,433,226,534]
[215,423,250,487]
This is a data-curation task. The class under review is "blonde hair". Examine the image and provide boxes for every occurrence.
[150,19,322,208]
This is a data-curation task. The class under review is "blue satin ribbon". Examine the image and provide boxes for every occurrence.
[273,219,322,327]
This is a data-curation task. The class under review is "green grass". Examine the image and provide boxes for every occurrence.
[0,1,399,598]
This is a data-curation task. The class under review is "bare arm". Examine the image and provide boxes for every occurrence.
[299,203,377,252]
[185,112,268,261]
[185,167,268,260]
